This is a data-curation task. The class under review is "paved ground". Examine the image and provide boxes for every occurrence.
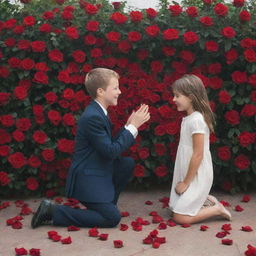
[0,186,255,256]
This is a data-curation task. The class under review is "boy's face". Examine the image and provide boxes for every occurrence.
[99,77,121,108]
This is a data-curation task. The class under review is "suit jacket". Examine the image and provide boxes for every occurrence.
[65,101,135,202]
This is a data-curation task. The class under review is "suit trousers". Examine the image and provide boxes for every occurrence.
[52,157,134,227]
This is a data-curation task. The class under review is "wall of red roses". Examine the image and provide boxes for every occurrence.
[0,0,255,196]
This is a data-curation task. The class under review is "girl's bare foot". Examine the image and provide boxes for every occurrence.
[218,202,232,221]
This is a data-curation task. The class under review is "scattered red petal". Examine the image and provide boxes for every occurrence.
[29,248,41,256]
[15,200,25,208]
[149,229,158,238]
[155,236,166,244]
[167,219,177,227]
[222,224,232,231]
[158,222,167,230]
[88,227,99,237]
[152,242,160,248]
[241,195,251,203]
[145,200,153,205]
[15,247,28,255]
[222,239,233,245]
[113,240,123,248]
[54,197,64,203]
[244,244,256,256]
[121,211,130,217]
[216,231,228,238]
[152,215,163,223]
[20,206,32,215]
[149,211,158,216]
[220,200,231,207]
[61,236,72,244]
[200,225,209,231]
[235,205,244,212]
[0,201,10,210]
[120,224,129,231]
[181,223,191,228]
[47,230,58,239]
[12,221,23,229]
[67,225,80,231]
[143,236,153,244]
[51,234,62,242]
[241,226,253,232]
[99,233,108,241]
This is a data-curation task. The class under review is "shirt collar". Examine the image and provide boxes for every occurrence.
[94,100,108,116]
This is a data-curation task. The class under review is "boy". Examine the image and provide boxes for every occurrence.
[31,68,150,228]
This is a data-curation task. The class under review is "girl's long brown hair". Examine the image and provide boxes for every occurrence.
[172,74,215,132]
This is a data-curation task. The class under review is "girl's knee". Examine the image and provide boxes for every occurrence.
[173,213,192,225]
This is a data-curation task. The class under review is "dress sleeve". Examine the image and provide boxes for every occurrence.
[189,118,207,135]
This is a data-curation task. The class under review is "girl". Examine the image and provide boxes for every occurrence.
[169,74,231,224]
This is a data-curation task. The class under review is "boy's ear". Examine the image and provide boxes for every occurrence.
[96,87,104,96]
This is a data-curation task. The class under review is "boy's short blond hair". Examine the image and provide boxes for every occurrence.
[84,68,119,99]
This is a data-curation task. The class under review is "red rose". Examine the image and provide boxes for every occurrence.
[145,25,160,37]
[169,5,182,16]
[33,105,44,116]
[62,10,73,20]
[72,50,86,63]
[163,29,179,40]
[14,86,27,100]
[0,171,10,186]
[244,49,256,63]
[0,92,11,106]
[57,138,74,153]
[48,110,62,125]
[48,49,64,62]
[165,122,179,135]
[128,31,141,42]
[85,20,99,32]
[65,26,79,39]
[240,38,253,48]
[90,48,102,58]
[31,41,46,52]
[154,143,166,156]
[183,31,199,45]
[0,145,10,157]
[8,57,21,68]
[42,11,54,20]
[18,39,30,50]
[248,74,256,88]
[58,70,70,83]
[23,16,36,26]
[238,132,254,147]
[41,149,55,162]
[225,48,238,64]
[44,92,57,104]
[62,88,74,100]
[4,38,16,47]
[4,18,17,29]
[231,71,247,83]
[133,164,145,177]
[39,24,52,33]
[219,90,231,104]
[138,148,149,160]
[233,0,245,7]
[180,50,195,64]
[200,16,213,26]
[146,8,158,19]
[154,165,168,177]
[118,40,131,53]
[13,25,25,34]
[130,11,143,22]
[113,240,123,248]
[151,60,163,73]
[186,6,198,17]
[106,31,121,43]
[28,155,41,168]
[12,130,25,142]
[240,10,251,22]
[217,146,231,161]
[8,152,27,169]
[110,12,128,24]
[234,154,250,170]
[221,27,236,38]
[26,177,39,191]
[33,71,49,84]
[16,118,31,131]
[0,66,10,78]
[205,41,219,52]
[0,114,15,127]
[33,130,48,144]
[20,58,35,70]
[214,3,228,17]
[84,3,98,15]
[241,104,256,117]
[63,113,75,126]
[224,110,240,125]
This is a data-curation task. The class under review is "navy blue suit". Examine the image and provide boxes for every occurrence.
[53,101,135,227]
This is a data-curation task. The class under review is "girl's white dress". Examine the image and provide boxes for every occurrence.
[169,111,213,216]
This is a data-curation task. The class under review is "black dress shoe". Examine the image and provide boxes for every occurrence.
[31,199,54,229]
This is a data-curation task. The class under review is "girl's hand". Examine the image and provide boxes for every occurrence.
[175,182,189,195]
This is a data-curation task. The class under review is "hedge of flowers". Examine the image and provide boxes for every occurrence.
[0,0,255,197]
